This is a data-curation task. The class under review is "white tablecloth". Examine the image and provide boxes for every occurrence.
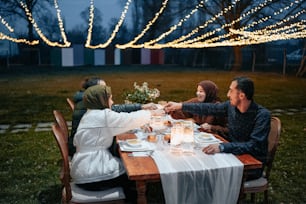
[151,149,243,204]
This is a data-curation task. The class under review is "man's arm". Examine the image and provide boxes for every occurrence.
[182,102,228,116]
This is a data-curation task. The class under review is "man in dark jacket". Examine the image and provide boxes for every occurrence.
[165,76,270,179]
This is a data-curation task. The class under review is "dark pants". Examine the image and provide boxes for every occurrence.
[245,168,264,180]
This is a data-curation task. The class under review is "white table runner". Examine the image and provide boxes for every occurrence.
[151,150,243,204]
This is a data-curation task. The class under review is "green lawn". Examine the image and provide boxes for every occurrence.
[0,65,305,203]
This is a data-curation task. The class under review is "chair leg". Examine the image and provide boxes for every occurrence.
[264,190,268,204]
[238,193,246,204]
[250,193,255,203]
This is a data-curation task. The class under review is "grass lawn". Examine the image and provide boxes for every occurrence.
[0,65,305,203]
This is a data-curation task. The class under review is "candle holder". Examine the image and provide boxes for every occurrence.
[181,120,194,154]
[150,116,166,134]
[170,123,184,154]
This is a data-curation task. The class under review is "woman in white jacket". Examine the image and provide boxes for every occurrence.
[70,84,164,201]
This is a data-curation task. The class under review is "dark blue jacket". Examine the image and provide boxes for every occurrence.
[182,101,270,164]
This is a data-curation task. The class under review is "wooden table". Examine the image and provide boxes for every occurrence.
[117,133,262,204]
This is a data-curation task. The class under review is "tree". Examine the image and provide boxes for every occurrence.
[128,0,305,70]
[67,25,87,44]
[129,0,176,44]
[0,0,53,41]
[108,18,131,45]
[195,0,306,71]
[80,6,107,45]
[66,5,107,46]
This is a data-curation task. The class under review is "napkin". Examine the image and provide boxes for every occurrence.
[129,151,153,157]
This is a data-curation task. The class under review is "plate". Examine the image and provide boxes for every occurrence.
[195,132,214,142]
[119,140,156,152]
[126,139,142,147]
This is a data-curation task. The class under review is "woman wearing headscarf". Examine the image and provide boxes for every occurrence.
[69,76,157,157]
[169,80,228,137]
[70,85,164,202]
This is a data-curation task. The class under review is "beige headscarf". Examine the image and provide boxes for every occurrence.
[83,85,112,109]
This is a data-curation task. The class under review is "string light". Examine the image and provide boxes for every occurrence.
[85,0,95,48]
[53,0,70,46]
[0,0,305,49]
[143,0,305,49]
[184,0,271,44]
[160,0,244,47]
[85,0,132,49]
[116,0,169,49]
[0,32,39,45]
[164,0,274,48]
[0,15,14,32]
[142,1,206,47]
[0,15,38,45]
[230,21,306,41]
[19,0,70,47]
[194,10,306,47]
[175,1,304,48]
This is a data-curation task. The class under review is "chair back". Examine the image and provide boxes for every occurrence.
[265,116,281,178]
[52,123,72,203]
[53,110,69,142]
[66,98,75,111]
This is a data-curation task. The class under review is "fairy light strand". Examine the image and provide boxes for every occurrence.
[120,0,243,49]
[196,0,304,45]
[1,0,305,49]
[20,0,70,47]
[143,0,305,49]
[54,0,70,46]
[142,1,205,47]
[85,0,132,49]
[170,0,273,47]
[0,16,14,32]
[0,32,39,45]
[165,0,243,46]
[85,0,95,48]
[200,10,306,46]
[116,0,169,49]
[181,1,304,47]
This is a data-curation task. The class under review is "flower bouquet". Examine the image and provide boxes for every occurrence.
[124,82,160,104]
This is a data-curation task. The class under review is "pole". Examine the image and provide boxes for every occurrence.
[283,48,286,76]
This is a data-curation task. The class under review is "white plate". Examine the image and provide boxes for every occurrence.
[196,132,214,141]
[119,140,156,152]
[125,139,142,147]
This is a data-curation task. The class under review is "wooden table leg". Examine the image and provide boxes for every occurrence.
[136,180,147,204]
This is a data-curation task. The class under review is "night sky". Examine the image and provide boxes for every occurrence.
[57,0,131,30]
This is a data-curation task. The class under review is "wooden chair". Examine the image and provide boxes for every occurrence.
[51,123,126,204]
[53,110,69,142]
[66,98,75,111]
[243,116,281,203]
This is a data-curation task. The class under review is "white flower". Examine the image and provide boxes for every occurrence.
[124,82,160,104]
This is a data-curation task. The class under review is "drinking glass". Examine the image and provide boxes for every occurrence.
[150,116,166,134]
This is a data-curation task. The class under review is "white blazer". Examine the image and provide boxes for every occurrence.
[71,108,151,184]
